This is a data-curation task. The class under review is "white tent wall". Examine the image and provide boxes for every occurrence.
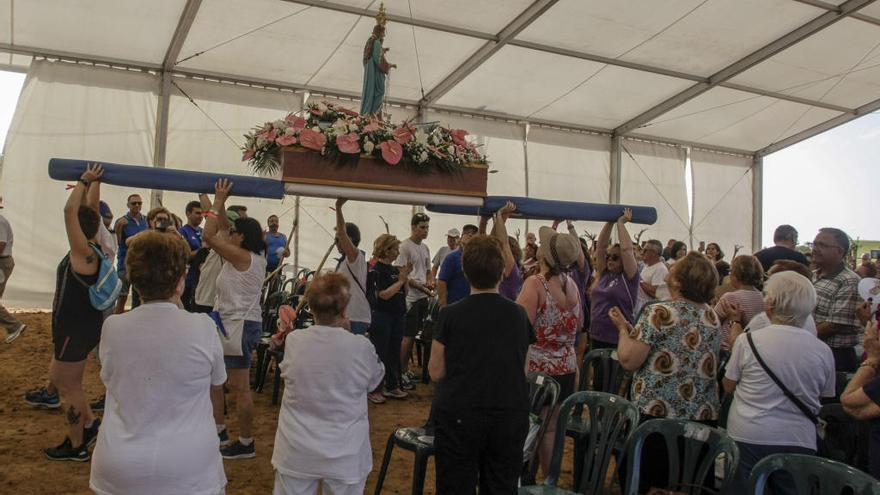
[0,60,158,308]
[690,149,754,259]
[619,139,690,248]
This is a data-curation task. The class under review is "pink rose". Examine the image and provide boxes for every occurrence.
[276,134,297,147]
[363,120,380,133]
[310,106,324,117]
[286,115,307,130]
[336,132,361,154]
[242,149,256,161]
[450,129,468,146]
[380,140,403,165]
[392,126,414,144]
[262,128,277,142]
[299,128,327,151]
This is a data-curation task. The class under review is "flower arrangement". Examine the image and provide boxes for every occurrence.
[242,101,487,176]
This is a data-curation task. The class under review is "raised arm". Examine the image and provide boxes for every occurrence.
[85,175,101,212]
[566,220,586,271]
[335,198,358,263]
[617,208,638,280]
[204,179,249,270]
[595,221,614,275]
[492,201,516,276]
[65,164,104,275]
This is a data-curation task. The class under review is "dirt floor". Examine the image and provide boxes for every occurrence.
[0,312,580,494]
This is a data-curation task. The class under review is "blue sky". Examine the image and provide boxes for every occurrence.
[0,70,875,245]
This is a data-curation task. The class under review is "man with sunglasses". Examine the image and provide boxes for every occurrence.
[114,194,148,313]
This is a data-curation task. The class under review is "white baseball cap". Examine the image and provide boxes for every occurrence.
[446,228,461,238]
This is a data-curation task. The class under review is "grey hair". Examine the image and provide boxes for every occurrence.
[764,271,816,328]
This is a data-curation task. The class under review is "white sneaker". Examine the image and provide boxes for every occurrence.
[5,323,26,344]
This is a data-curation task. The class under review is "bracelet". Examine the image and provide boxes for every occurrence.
[204,211,218,219]
[78,178,90,186]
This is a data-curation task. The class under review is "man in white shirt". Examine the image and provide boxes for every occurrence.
[0,197,26,343]
[334,199,370,335]
[431,228,460,281]
[395,212,434,389]
[635,239,668,316]
[273,273,384,495]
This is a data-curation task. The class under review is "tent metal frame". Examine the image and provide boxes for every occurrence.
[3,0,880,251]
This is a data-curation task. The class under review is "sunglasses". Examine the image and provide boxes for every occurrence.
[129,201,142,206]
[608,254,621,261]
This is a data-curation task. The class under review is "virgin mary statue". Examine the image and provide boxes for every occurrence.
[361,14,395,116]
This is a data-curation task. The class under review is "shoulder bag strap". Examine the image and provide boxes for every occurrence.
[345,255,367,295]
[746,333,818,424]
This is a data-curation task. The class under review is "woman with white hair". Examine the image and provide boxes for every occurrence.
[722,271,836,493]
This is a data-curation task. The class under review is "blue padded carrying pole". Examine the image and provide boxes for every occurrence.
[48,158,285,199]
[426,196,657,225]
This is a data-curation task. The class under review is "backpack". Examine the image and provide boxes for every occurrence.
[71,244,122,311]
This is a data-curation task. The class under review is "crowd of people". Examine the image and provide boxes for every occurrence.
[2,164,879,493]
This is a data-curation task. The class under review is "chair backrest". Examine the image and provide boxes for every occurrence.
[623,419,739,495]
[580,348,631,397]
[820,403,872,470]
[547,391,640,494]
[749,453,880,495]
[522,372,560,484]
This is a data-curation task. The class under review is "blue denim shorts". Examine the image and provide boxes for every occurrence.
[224,320,262,369]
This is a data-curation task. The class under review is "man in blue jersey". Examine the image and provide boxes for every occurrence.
[113,194,148,314]
[179,200,204,311]
[264,215,289,274]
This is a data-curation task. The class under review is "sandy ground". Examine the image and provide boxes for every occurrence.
[0,312,581,494]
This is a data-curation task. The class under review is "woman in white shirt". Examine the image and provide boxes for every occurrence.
[272,273,384,495]
[90,231,227,495]
[204,179,267,460]
[722,271,835,493]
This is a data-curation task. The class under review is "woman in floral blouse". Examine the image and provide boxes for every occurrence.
[610,251,721,492]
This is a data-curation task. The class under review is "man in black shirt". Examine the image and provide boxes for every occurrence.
[428,235,534,493]
[754,224,809,273]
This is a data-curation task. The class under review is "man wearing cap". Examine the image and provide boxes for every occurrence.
[431,228,460,281]
[0,197,26,343]
[438,225,479,308]
[114,194,148,313]
[179,200,204,311]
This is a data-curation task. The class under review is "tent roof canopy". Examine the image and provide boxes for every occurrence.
[2,0,879,155]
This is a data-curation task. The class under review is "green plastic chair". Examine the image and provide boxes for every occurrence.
[522,372,562,485]
[622,419,739,495]
[749,453,880,495]
[520,391,640,494]
[566,349,632,487]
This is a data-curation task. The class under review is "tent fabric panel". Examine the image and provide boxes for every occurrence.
[531,64,694,129]
[619,139,689,247]
[425,111,525,140]
[516,0,821,77]
[527,140,610,205]
[13,0,186,64]
[726,18,880,109]
[0,60,158,308]
[690,149,754,257]
[636,86,844,151]
[320,0,534,35]
[435,45,609,118]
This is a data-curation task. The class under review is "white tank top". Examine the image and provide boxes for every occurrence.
[214,252,266,322]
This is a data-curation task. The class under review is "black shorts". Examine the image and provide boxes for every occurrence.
[404,298,429,338]
[54,330,100,362]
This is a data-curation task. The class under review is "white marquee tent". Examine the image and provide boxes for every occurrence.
[1,0,878,308]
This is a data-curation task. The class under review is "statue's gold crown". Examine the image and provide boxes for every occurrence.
[375,2,387,26]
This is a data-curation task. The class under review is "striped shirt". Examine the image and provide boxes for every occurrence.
[715,289,765,351]
[813,265,861,348]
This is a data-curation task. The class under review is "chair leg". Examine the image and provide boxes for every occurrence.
[412,451,430,495]
[374,434,396,495]
[572,438,585,491]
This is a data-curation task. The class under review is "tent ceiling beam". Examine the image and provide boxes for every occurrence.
[0,43,161,72]
[792,0,880,27]
[613,0,875,137]
[756,95,880,156]
[164,0,203,71]
[417,0,559,105]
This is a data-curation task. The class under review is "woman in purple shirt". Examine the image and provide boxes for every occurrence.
[589,208,640,349]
